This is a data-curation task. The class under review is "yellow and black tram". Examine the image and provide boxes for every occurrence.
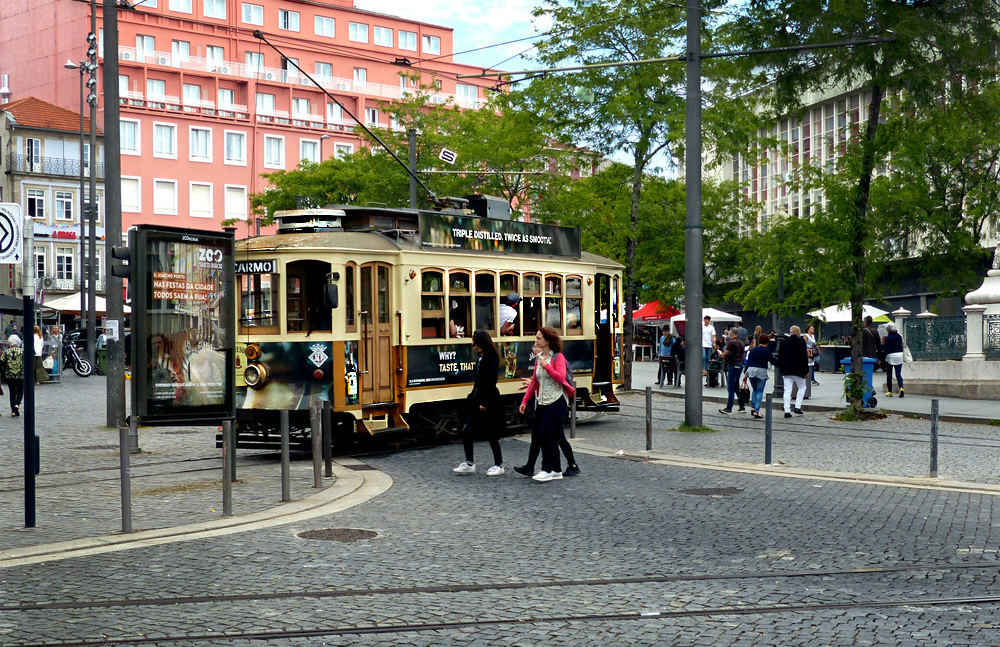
[233,201,624,448]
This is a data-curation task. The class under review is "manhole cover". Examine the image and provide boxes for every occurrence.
[297,528,378,542]
[679,487,743,496]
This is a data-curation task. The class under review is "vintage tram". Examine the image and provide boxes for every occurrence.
[233,200,624,448]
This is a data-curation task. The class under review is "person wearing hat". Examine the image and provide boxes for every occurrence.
[0,335,22,416]
[500,292,520,336]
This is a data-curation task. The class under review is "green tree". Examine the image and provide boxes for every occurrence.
[870,83,1000,297]
[520,0,726,388]
[726,0,1000,409]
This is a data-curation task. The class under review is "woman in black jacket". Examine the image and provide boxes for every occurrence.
[453,330,506,476]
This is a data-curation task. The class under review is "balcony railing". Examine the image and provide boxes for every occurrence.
[119,46,486,111]
[6,154,105,179]
[905,316,967,361]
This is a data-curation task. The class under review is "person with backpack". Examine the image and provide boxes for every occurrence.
[0,335,23,416]
[515,326,579,482]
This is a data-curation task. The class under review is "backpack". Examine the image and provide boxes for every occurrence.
[559,353,576,402]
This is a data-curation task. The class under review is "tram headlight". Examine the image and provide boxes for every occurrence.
[244,363,270,389]
[244,343,263,361]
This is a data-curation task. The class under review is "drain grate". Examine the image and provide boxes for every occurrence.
[297,528,378,542]
[679,487,743,496]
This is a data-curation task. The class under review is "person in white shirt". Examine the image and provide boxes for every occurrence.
[701,315,716,376]
[499,292,520,336]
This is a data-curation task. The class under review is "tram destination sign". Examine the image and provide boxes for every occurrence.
[235,259,277,274]
[419,212,581,259]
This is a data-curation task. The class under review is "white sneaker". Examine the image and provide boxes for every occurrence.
[486,465,506,477]
[452,461,476,474]
[532,470,563,482]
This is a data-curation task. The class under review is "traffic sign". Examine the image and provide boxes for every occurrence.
[0,203,23,264]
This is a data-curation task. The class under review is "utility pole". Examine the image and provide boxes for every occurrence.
[683,0,703,428]
[86,1,98,367]
[408,128,418,209]
[105,0,126,428]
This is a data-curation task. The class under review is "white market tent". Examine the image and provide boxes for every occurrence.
[669,308,741,336]
[807,304,889,323]
[40,292,131,315]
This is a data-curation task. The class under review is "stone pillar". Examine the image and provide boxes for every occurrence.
[963,304,987,360]
[892,307,911,345]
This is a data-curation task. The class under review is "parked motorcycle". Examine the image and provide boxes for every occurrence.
[62,338,94,377]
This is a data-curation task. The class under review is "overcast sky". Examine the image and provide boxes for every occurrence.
[352,0,548,72]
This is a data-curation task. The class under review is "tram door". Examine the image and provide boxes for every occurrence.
[359,263,393,404]
[594,274,613,383]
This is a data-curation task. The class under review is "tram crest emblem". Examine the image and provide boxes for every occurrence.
[308,343,330,368]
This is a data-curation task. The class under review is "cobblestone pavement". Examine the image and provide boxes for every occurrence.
[4,376,1000,644]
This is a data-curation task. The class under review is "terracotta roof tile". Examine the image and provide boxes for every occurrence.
[0,96,102,134]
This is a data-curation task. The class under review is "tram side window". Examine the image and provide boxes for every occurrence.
[287,260,333,333]
[287,276,303,332]
[612,275,620,329]
[345,263,356,333]
[449,271,471,339]
[566,276,583,336]
[474,272,496,334]
[545,275,563,330]
[522,273,542,334]
[239,273,278,334]
[421,270,445,339]
[499,272,519,336]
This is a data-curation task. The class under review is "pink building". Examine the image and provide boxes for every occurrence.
[0,0,497,233]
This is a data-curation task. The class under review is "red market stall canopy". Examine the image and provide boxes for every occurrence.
[632,301,680,324]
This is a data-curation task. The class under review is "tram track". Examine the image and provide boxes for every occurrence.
[9,590,1000,646]
[5,559,999,613]
[614,401,1000,449]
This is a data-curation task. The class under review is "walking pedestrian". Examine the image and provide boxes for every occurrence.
[32,325,47,386]
[736,320,749,345]
[862,315,882,367]
[656,325,672,386]
[515,326,579,482]
[882,322,905,398]
[746,333,777,419]
[0,335,23,416]
[804,324,821,385]
[778,325,809,417]
[452,330,506,476]
[718,329,746,414]
[701,315,715,378]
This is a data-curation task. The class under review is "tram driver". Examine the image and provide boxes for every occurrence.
[500,292,520,336]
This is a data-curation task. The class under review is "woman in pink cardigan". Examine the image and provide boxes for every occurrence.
[517,326,578,482]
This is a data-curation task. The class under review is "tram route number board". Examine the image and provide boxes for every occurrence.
[0,203,23,264]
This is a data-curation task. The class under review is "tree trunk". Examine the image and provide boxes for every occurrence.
[621,157,643,391]
[849,82,884,408]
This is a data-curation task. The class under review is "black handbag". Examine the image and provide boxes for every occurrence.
[738,376,750,406]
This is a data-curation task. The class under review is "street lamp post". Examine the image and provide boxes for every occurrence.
[63,60,88,316]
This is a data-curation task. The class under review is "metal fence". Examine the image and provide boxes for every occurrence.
[6,154,106,179]
[985,315,1000,359]
[904,316,966,360]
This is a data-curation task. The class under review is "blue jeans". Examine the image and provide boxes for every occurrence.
[750,376,768,411]
[702,347,712,371]
[726,364,744,410]
[886,363,904,392]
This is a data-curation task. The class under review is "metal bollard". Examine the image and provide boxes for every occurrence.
[311,401,323,488]
[119,426,132,533]
[128,411,140,454]
[280,410,291,502]
[930,398,939,478]
[764,394,772,465]
[323,400,333,477]
[645,386,652,451]
[570,395,577,439]
[222,419,233,517]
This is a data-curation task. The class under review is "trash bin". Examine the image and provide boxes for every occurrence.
[841,356,878,407]
[96,348,107,375]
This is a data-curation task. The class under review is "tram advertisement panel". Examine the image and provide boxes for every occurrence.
[235,341,332,410]
[406,340,594,388]
[419,213,581,259]
[133,226,235,424]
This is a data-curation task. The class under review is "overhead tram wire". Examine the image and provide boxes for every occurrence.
[251,30,448,206]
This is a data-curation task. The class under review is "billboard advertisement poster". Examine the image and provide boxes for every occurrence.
[134,226,235,424]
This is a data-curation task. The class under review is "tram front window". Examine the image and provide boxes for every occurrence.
[286,260,333,333]
[239,272,278,334]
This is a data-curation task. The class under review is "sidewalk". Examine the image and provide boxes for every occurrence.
[630,359,1000,423]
